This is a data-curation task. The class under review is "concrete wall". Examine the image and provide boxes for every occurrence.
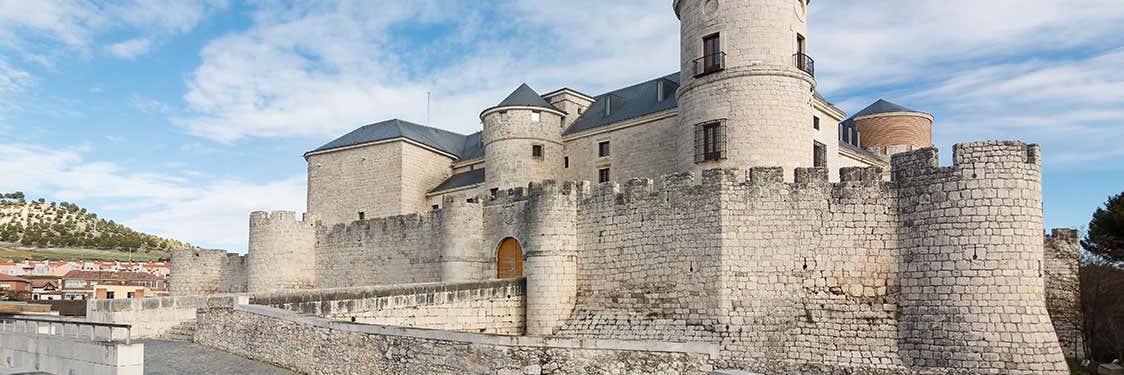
[1045,228,1085,360]
[169,248,246,295]
[251,279,525,335]
[195,301,719,375]
[1,324,143,375]
[87,295,204,339]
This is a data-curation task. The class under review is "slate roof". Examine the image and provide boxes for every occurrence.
[306,119,472,158]
[486,83,562,114]
[852,99,923,118]
[430,168,485,194]
[563,72,680,136]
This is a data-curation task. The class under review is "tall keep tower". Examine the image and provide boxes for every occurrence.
[481,84,567,190]
[674,0,817,180]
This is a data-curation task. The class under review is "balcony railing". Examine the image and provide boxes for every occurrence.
[693,52,726,77]
[794,52,815,77]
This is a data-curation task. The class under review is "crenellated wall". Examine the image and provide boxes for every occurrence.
[247,211,316,293]
[1045,228,1084,360]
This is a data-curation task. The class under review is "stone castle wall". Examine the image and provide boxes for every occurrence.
[1045,228,1084,360]
[169,248,246,295]
[252,279,525,335]
[247,211,316,293]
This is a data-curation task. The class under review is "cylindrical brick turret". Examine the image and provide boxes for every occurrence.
[853,99,933,156]
[893,141,1067,373]
[247,210,316,293]
[674,0,816,181]
[482,83,567,191]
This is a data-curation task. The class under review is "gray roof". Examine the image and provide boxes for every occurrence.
[563,73,680,135]
[852,99,921,118]
[429,168,485,194]
[486,83,561,114]
[459,131,484,161]
[306,119,473,158]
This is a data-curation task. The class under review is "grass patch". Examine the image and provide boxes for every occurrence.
[0,244,167,262]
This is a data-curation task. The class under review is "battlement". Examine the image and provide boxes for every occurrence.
[1047,228,1080,243]
[249,210,314,227]
[484,179,590,207]
[892,140,1041,182]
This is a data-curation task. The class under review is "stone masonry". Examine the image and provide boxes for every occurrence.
[1045,228,1084,360]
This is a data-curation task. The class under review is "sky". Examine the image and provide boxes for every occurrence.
[0,0,1122,252]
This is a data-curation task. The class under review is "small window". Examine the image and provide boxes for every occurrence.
[598,141,610,157]
[358,212,365,220]
[106,291,115,299]
[702,33,722,73]
[598,168,610,183]
[695,121,725,162]
[490,188,499,198]
[127,292,135,299]
[531,111,541,122]
[432,205,439,210]
[564,156,569,168]
[813,116,820,130]
[813,141,827,168]
[499,111,509,121]
[532,144,543,159]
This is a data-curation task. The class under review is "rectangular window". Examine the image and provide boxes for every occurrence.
[499,111,509,121]
[564,156,569,168]
[358,212,365,220]
[531,111,541,122]
[532,144,543,159]
[127,292,135,299]
[490,188,499,198]
[813,116,820,130]
[703,33,721,73]
[431,205,439,210]
[106,291,115,299]
[813,141,827,168]
[695,121,725,163]
[598,168,610,183]
[598,141,610,157]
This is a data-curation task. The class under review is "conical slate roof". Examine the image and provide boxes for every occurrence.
[852,99,922,118]
[489,83,561,112]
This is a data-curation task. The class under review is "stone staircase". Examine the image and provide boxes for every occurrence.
[159,319,197,342]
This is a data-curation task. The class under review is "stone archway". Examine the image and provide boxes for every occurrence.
[496,237,524,279]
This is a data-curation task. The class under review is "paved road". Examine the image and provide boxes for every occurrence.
[143,340,297,375]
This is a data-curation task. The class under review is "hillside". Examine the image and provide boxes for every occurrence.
[0,192,191,259]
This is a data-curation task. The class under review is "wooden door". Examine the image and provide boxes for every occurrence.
[496,238,523,279]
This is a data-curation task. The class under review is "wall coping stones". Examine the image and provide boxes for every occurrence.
[229,302,720,358]
[248,278,525,306]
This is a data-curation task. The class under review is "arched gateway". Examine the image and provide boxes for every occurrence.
[496,237,523,279]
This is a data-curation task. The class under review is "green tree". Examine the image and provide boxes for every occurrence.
[1083,192,1124,263]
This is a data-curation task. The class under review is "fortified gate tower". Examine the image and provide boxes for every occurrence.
[674,0,817,181]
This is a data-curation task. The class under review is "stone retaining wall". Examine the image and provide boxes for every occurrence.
[251,278,526,335]
[195,300,718,375]
[86,295,208,339]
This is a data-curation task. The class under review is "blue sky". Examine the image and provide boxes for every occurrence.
[1,0,1122,251]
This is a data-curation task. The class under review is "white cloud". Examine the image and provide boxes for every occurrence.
[106,38,152,59]
[0,143,304,251]
[176,1,678,143]
[105,135,128,143]
[129,94,173,114]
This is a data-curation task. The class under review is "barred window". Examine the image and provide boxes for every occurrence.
[598,168,610,183]
[531,144,543,159]
[695,121,726,163]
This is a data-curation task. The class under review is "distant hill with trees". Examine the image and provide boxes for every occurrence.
[0,192,191,258]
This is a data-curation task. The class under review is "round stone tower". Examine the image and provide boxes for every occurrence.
[246,210,316,293]
[481,83,567,191]
[853,99,934,156]
[674,0,816,180]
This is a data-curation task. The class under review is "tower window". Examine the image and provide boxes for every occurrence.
[598,141,610,157]
[499,111,509,121]
[695,121,725,163]
[813,116,820,130]
[358,212,365,220]
[564,156,569,168]
[531,144,543,159]
[813,141,826,168]
[598,168,611,183]
[531,111,541,122]
[696,33,724,76]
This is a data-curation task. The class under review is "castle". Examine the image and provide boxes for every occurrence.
[169,1,1082,373]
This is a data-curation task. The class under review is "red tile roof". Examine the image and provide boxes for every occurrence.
[30,279,58,289]
[61,270,160,281]
[0,274,30,283]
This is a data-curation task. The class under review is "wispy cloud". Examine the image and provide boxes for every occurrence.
[0,142,303,250]
[129,94,173,114]
[106,37,152,59]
